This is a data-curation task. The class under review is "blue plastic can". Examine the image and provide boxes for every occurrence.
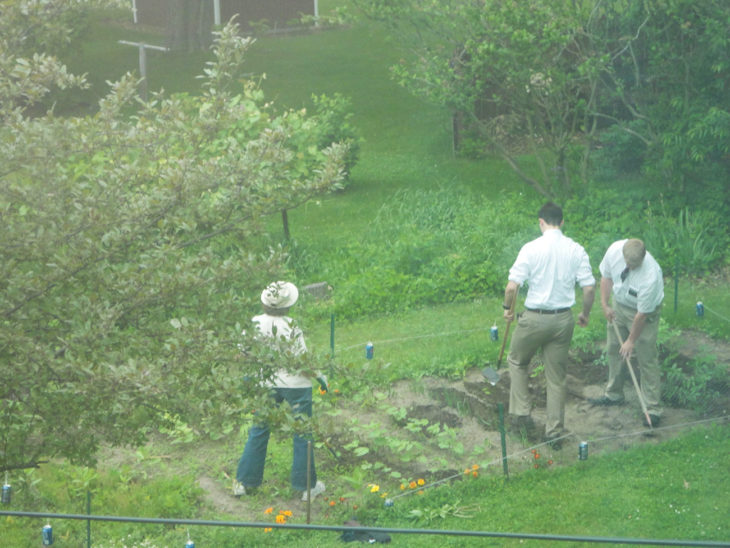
[578,441,588,461]
[366,342,373,360]
[1,483,10,504]
[185,541,195,548]
[696,301,704,317]
[42,524,53,545]
[490,325,499,341]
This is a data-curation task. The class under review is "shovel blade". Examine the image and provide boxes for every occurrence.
[481,367,500,386]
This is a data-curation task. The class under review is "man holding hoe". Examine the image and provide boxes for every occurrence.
[591,239,664,427]
[502,202,596,448]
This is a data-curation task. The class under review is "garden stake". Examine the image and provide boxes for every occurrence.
[86,491,91,548]
[330,313,335,357]
[306,441,312,524]
[498,403,509,479]
[611,321,653,428]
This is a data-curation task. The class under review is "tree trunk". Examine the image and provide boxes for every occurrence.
[168,0,213,51]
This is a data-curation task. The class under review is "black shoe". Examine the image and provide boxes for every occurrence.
[644,414,660,427]
[588,396,625,406]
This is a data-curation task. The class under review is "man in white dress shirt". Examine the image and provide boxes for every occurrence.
[502,202,596,447]
[591,239,664,426]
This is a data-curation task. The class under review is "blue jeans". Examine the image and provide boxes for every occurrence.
[236,387,317,491]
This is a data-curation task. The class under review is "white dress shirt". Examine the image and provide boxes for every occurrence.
[599,239,663,314]
[509,228,595,310]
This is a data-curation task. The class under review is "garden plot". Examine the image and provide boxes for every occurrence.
[99,331,727,523]
[196,330,728,520]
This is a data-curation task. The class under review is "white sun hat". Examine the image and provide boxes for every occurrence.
[261,281,299,309]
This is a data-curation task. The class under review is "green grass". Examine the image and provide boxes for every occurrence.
[11,5,729,547]
[3,424,727,546]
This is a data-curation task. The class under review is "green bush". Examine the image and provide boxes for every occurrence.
[311,93,362,182]
[660,345,728,413]
[567,185,729,277]
[644,204,727,276]
[291,188,534,320]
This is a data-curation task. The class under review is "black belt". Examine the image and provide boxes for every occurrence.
[525,307,571,314]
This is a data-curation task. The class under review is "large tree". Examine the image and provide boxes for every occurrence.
[1,2,346,472]
[354,0,730,202]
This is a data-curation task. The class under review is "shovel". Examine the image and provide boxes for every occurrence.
[482,292,517,385]
[611,321,653,429]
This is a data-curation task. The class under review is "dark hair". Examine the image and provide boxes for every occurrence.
[538,202,563,225]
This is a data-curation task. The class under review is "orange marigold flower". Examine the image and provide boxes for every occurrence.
[264,527,272,533]
[472,471,478,478]
[534,453,540,459]
[334,388,340,394]
[329,500,336,507]
[472,464,479,471]
[409,481,417,489]
[400,483,406,490]
[282,510,293,517]
[417,478,425,486]
[319,387,327,395]
[275,515,286,524]
[339,497,345,502]
[264,507,274,514]
[548,460,553,465]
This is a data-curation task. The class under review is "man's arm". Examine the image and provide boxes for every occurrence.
[621,312,648,359]
[600,277,615,322]
[502,280,520,321]
[577,285,595,327]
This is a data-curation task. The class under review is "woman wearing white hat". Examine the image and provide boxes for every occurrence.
[234,281,326,501]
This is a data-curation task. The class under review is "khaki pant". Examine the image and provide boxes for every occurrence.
[507,310,574,438]
[605,301,662,416]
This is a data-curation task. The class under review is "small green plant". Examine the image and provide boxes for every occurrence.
[407,500,480,525]
[661,348,727,412]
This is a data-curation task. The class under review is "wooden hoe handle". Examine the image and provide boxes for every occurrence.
[611,321,653,428]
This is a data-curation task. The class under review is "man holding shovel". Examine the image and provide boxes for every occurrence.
[591,239,664,427]
[503,202,595,448]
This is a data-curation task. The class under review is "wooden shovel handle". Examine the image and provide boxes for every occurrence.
[497,291,517,368]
